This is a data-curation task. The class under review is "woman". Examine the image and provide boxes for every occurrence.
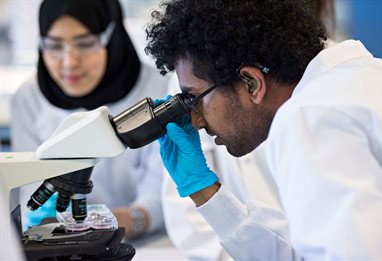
[10,0,169,238]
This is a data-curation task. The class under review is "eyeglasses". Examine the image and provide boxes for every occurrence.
[40,21,116,59]
[184,84,218,113]
[184,62,270,114]
[237,62,270,75]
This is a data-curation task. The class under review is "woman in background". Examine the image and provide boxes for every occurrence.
[10,0,169,238]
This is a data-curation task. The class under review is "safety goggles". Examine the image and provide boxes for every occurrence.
[39,21,115,59]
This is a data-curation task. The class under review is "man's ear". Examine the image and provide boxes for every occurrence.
[238,66,267,104]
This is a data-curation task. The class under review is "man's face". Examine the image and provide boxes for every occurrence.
[175,59,273,157]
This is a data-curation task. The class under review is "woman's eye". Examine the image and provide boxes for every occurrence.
[45,43,63,51]
[75,40,98,49]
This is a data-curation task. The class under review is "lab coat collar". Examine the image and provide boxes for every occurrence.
[292,40,372,96]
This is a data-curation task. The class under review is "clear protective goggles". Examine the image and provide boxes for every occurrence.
[39,21,116,59]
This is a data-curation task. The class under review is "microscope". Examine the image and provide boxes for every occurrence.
[0,94,194,260]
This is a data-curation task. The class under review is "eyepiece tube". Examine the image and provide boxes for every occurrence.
[153,94,191,127]
[111,94,191,149]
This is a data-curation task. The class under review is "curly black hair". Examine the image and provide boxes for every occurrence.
[145,0,326,87]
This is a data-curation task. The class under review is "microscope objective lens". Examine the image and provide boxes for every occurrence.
[56,193,70,212]
[27,181,55,210]
[71,195,87,221]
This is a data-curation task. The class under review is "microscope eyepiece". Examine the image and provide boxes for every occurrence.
[112,94,192,148]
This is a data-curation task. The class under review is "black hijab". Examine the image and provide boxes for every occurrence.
[38,0,141,110]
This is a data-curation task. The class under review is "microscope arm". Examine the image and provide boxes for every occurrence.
[0,152,96,215]
[0,106,118,229]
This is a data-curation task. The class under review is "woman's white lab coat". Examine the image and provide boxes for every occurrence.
[11,62,170,233]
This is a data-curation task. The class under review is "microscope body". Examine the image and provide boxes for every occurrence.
[27,106,126,222]
[26,94,192,221]
[0,94,192,225]
[0,94,192,260]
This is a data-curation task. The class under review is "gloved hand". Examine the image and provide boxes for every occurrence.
[25,192,58,227]
[158,115,219,197]
[153,95,172,106]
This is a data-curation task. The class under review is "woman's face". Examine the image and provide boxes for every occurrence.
[42,15,107,97]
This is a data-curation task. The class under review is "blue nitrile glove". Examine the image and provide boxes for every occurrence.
[25,192,58,228]
[153,95,172,107]
[158,115,219,197]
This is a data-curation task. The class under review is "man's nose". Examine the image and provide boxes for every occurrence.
[191,111,206,130]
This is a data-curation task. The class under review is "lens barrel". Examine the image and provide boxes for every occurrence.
[27,180,55,211]
[56,193,71,212]
[71,194,87,221]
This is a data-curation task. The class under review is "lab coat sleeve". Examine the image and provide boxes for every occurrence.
[133,141,164,233]
[267,106,382,259]
[161,122,229,260]
[198,184,299,261]
[162,173,226,261]
[10,81,41,152]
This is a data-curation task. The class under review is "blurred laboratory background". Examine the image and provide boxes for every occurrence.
[1,0,382,152]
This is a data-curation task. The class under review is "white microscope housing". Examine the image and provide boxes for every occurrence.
[0,106,125,220]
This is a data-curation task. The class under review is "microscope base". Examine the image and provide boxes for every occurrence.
[23,226,135,261]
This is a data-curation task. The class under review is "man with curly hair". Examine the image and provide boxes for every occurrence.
[146,0,382,260]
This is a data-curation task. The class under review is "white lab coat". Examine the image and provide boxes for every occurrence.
[198,40,382,260]
[162,77,282,260]
[10,62,170,233]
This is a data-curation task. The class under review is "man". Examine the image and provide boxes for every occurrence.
[145,0,382,260]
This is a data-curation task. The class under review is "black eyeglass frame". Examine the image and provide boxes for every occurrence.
[184,84,218,113]
[184,62,269,114]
